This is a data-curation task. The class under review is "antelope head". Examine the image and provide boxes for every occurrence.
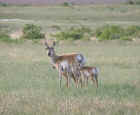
[44,41,56,57]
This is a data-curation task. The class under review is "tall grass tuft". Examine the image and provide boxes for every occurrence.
[95,25,140,41]
[22,24,45,40]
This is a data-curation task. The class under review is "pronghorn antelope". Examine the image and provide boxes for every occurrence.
[80,66,99,88]
[44,41,86,88]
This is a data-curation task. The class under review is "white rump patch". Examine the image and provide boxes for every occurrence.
[77,54,82,60]
[76,54,86,66]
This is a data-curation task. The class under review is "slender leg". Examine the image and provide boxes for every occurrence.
[94,74,98,88]
[76,79,78,88]
[72,68,78,88]
[83,74,86,87]
[72,73,76,84]
[66,75,69,88]
[80,77,83,88]
[86,77,88,87]
[91,75,95,84]
[91,74,98,88]
[67,72,70,88]
[76,78,79,88]
[82,73,88,88]
[75,69,81,88]
[63,73,68,88]
[58,66,62,88]
[79,72,83,88]
[77,74,81,88]
[67,71,71,88]
[77,76,80,88]
[77,74,83,88]
[75,73,79,88]
[78,70,82,88]
[74,73,79,88]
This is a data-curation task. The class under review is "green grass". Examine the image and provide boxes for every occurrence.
[0,40,140,114]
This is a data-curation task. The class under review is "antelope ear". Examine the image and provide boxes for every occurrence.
[44,41,49,49]
[53,41,56,47]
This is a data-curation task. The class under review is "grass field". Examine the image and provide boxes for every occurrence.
[0,40,140,115]
[0,4,140,115]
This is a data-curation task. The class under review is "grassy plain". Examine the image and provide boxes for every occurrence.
[0,40,140,115]
[0,5,140,32]
[0,4,140,115]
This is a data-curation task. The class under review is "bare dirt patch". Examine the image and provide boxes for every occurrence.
[9,30,23,40]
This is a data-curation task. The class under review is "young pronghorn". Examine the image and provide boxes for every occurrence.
[44,41,86,88]
[70,62,83,88]
[80,66,99,88]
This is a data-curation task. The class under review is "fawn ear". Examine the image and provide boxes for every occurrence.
[53,41,56,47]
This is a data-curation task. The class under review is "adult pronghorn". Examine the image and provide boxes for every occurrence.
[80,66,99,88]
[44,40,86,88]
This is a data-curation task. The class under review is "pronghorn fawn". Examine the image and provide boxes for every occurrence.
[44,41,86,88]
[80,66,99,88]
